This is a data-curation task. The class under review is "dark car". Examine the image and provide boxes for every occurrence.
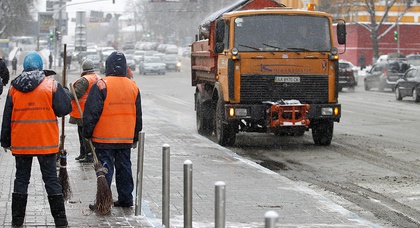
[162,55,181,72]
[395,66,420,102]
[364,60,410,91]
[338,60,358,91]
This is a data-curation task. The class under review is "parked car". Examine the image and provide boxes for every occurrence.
[407,54,420,66]
[338,59,358,91]
[164,44,178,54]
[84,54,101,70]
[139,56,166,75]
[162,55,181,72]
[395,66,420,102]
[133,50,145,64]
[125,54,136,71]
[364,60,410,91]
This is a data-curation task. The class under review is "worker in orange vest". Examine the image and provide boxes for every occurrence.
[68,58,101,163]
[83,51,142,210]
[1,52,72,227]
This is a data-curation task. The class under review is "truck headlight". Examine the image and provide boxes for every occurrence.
[321,107,340,116]
[229,107,247,117]
[321,107,333,115]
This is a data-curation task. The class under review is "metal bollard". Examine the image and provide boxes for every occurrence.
[215,181,226,228]
[264,210,279,228]
[183,160,193,228]
[162,144,170,228]
[135,132,145,216]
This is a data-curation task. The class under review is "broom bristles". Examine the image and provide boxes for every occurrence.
[93,162,113,215]
[59,150,72,200]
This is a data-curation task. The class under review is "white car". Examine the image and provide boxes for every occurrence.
[139,56,166,75]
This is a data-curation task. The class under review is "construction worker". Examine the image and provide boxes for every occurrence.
[1,52,72,227]
[68,58,101,163]
[83,51,142,210]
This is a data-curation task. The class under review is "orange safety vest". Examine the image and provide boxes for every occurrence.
[92,76,138,144]
[10,77,59,155]
[70,73,101,118]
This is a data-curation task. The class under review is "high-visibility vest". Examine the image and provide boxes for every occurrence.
[10,77,59,155]
[92,76,138,144]
[70,73,101,118]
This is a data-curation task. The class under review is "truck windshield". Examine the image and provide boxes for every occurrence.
[234,14,331,52]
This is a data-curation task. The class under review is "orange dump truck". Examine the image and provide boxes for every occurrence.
[191,0,346,146]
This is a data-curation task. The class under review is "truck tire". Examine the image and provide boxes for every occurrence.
[196,93,214,136]
[312,120,333,146]
[215,97,236,146]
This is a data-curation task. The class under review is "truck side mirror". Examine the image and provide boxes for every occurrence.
[215,20,225,43]
[336,21,346,45]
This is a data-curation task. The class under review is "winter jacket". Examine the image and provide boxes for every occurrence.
[69,72,101,120]
[82,51,142,149]
[0,58,10,87]
[1,69,72,154]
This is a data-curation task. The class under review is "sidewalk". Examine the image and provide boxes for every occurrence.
[0,68,381,227]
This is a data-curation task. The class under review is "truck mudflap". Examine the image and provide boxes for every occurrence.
[265,100,310,128]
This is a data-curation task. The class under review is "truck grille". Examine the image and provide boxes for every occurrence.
[240,74,329,104]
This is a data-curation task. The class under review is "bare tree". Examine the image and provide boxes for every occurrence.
[138,0,232,45]
[0,0,36,38]
[319,0,412,61]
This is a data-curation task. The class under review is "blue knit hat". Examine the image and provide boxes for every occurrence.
[23,52,43,70]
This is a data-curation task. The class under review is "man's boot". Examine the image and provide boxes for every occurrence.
[75,145,86,161]
[79,152,93,163]
[48,194,68,227]
[12,193,28,227]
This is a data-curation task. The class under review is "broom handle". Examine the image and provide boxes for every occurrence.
[69,83,99,164]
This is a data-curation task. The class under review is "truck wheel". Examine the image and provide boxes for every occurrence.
[215,97,236,146]
[312,120,333,146]
[196,93,214,136]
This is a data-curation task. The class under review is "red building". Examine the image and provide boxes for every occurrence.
[335,23,420,66]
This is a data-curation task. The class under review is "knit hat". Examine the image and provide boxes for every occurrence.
[23,52,43,70]
[82,58,95,72]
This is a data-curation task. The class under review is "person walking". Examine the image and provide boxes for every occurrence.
[1,52,72,227]
[11,56,17,75]
[0,56,10,94]
[49,53,53,69]
[83,51,142,210]
[358,52,366,70]
[68,58,101,163]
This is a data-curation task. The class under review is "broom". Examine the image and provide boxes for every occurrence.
[69,82,113,215]
[58,44,71,200]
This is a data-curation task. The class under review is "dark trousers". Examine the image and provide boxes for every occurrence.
[14,154,62,195]
[96,148,134,204]
[77,125,91,156]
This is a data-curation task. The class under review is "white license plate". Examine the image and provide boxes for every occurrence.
[274,77,301,83]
